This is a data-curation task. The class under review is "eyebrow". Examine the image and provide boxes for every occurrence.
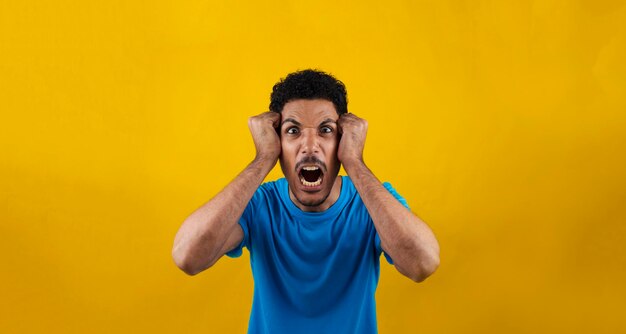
[319,118,337,126]
[281,118,338,127]
[281,118,301,127]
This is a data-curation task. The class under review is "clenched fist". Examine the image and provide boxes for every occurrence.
[248,111,281,163]
[337,113,368,167]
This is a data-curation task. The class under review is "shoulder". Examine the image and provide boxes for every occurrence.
[242,178,286,217]
[345,177,410,209]
[341,176,397,197]
[254,177,287,200]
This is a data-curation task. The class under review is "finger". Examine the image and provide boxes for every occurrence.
[338,113,351,124]
[267,111,281,128]
[337,114,346,134]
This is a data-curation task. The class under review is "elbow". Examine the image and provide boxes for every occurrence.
[407,252,440,283]
[172,247,196,276]
[172,224,223,276]
[173,258,199,276]
[181,267,202,276]
[411,235,441,283]
[172,244,209,276]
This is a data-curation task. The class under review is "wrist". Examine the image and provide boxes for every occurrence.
[251,154,278,173]
[341,157,365,172]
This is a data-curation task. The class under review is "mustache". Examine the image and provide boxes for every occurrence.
[295,156,327,173]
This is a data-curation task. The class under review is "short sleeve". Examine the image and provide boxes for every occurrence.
[225,187,263,258]
[375,182,411,264]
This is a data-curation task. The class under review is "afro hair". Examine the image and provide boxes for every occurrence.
[269,69,348,115]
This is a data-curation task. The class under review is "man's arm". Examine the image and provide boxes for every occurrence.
[338,113,440,282]
[172,112,281,275]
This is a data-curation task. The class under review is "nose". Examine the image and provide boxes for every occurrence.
[300,128,320,155]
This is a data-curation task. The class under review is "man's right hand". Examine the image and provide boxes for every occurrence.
[173,111,281,275]
[248,111,281,163]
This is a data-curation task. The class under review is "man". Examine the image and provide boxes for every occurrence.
[172,69,440,333]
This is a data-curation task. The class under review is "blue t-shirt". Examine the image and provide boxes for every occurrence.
[226,176,410,334]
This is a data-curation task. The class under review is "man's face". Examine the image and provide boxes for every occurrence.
[279,99,341,211]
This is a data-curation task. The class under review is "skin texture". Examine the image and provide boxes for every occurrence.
[172,99,440,282]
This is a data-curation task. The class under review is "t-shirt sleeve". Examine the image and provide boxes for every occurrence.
[375,182,411,264]
[225,186,263,258]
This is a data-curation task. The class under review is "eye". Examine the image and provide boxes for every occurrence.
[286,127,299,135]
[320,126,333,134]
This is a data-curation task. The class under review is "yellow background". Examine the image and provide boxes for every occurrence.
[2,0,625,333]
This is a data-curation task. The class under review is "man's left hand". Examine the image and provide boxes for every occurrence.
[337,113,368,167]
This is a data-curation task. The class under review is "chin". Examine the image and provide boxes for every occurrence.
[293,190,332,208]
[286,172,336,210]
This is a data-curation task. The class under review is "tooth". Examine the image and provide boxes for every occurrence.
[299,175,322,187]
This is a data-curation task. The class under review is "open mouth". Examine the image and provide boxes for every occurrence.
[298,166,323,188]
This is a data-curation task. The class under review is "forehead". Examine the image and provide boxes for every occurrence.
[281,99,338,124]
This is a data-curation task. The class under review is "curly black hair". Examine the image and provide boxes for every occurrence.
[269,69,348,115]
